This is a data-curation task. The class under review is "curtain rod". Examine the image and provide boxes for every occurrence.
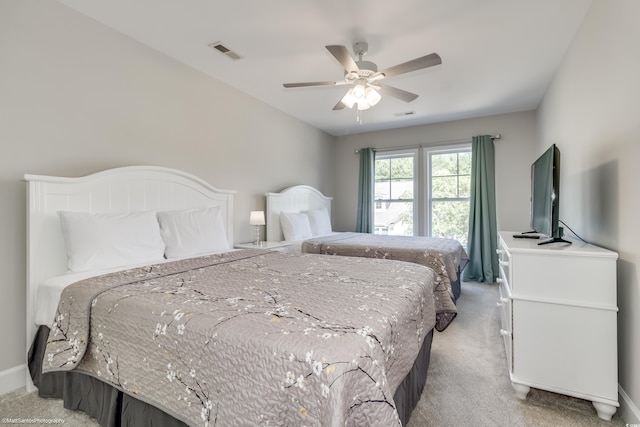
[354,134,501,154]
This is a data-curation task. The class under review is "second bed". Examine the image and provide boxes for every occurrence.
[266,185,468,331]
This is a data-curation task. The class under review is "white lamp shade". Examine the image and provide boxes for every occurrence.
[341,85,382,110]
[352,83,366,99]
[356,100,371,110]
[249,210,265,226]
[341,89,356,109]
[365,87,381,106]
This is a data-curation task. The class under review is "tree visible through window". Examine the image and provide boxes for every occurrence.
[374,152,415,236]
[428,148,471,246]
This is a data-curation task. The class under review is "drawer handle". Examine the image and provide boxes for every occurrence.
[496,277,504,283]
[500,297,509,303]
[499,260,509,267]
[496,249,504,255]
[496,302,504,307]
[500,329,512,337]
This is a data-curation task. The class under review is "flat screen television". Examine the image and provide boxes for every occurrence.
[528,144,570,245]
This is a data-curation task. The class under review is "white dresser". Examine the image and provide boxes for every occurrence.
[496,231,618,420]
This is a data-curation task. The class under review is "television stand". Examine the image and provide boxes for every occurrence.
[538,236,572,245]
[536,226,572,245]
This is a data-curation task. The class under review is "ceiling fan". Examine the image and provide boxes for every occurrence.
[283,42,442,111]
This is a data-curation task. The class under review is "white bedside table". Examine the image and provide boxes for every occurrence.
[234,241,293,252]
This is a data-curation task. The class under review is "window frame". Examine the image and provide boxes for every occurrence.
[373,149,418,236]
[423,143,472,239]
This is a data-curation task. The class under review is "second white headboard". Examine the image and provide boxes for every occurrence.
[265,185,332,242]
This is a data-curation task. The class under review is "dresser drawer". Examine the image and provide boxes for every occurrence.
[497,278,513,373]
[496,240,511,291]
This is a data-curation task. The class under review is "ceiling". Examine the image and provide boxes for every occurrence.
[57,0,592,136]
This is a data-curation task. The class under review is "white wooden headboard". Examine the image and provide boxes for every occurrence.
[265,185,332,242]
[24,165,235,388]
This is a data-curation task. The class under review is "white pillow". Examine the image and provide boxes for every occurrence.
[305,208,332,236]
[280,211,313,241]
[157,207,230,259]
[58,211,166,273]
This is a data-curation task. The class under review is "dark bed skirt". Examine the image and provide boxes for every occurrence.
[28,326,433,426]
[451,262,468,302]
[394,328,433,424]
[451,274,462,302]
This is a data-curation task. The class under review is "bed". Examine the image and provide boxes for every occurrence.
[266,185,468,311]
[25,166,437,427]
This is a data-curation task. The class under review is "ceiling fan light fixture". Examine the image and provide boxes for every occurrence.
[341,82,381,110]
[356,101,370,111]
[365,87,381,106]
[341,89,357,109]
[352,83,366,99]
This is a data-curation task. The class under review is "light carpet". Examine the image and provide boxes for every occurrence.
[0,282,625,426]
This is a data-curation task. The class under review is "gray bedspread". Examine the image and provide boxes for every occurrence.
[43,249,437,426]
[302,233,467,331]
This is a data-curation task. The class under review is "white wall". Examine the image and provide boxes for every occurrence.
[0,1,334,380]
[333,111,537,234]
[537,0,640,422]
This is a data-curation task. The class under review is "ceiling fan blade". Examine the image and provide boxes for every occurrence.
[283,81,342,88]
[332,99,346,110]
[377,84,419,102]
[325,45,359,73]
[376,53,442,79]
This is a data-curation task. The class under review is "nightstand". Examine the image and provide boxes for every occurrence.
[234,241,293,252]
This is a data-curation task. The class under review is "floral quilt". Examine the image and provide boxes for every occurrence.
[302,233,467,331]
[43,249,436,426]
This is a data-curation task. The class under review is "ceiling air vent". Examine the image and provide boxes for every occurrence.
[208,42,242,60]
[394,111,416,117]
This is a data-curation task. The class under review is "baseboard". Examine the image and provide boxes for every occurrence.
[620,384,640,424]
[0,364,27,396]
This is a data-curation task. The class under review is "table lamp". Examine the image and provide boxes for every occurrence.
[249,211,265,246]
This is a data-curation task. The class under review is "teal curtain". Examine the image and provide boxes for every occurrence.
[356,148,375,233]
[463,135,498,282]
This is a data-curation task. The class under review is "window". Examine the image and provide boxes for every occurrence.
[374,151,416,236]
[426,146,471,246]
[368,144,470,242]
